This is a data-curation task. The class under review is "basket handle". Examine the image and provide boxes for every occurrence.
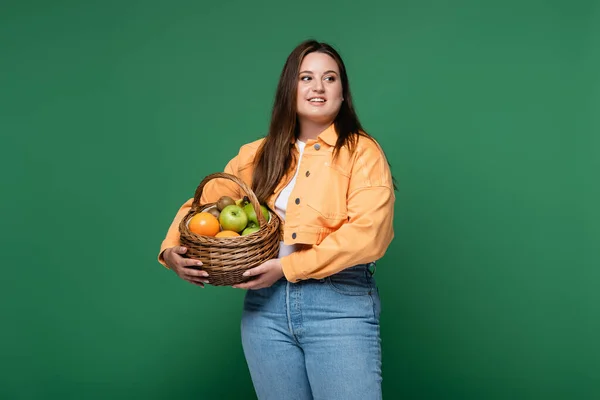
[191,172,268,228]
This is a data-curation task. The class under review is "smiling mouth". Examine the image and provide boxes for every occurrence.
[308,97,326,103]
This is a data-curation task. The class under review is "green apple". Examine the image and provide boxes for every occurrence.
[242,226,260,236]
[219,205,248,233]
[242,203,270,228]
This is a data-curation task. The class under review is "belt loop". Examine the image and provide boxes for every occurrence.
[367,262,376,276]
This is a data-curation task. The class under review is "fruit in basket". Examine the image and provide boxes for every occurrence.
[188,212,221,236]
[206,207,220,219]
[215,230,240,238]
[242,226,260,236]
[216,196,236,211]
[219,204,248,233]
[243,203,270,228]
[235,196,250,207]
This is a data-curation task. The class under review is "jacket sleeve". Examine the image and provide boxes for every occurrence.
[157,155,242,268]
[280,143,396,282]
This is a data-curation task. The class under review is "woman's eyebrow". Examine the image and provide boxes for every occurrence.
[299,70,339,75]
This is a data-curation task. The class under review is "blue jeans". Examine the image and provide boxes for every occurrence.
[241,263,382,400]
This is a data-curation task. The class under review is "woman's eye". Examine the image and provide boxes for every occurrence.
[324,76,336,82]
[301,76,311,81]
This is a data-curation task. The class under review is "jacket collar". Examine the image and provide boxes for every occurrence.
[293,123,338,147]
[317,123,338,146]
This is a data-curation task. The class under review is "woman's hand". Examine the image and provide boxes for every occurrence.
[232,259,284,290]
[162,246,210,287]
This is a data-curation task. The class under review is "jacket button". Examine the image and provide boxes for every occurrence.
[305,171,310,177]
[295,198,300,205]
[314,143,321,150]
[292,233,297,239]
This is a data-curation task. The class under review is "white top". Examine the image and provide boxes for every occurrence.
[275,140,306,258]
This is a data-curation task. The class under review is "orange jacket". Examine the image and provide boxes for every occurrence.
[158,124,395,282]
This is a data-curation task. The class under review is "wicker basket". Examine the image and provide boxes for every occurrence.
[178,172,281,286]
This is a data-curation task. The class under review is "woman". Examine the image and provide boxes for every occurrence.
[158,40,395,400]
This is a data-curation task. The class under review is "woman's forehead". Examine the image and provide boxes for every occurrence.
[300,52,339,71]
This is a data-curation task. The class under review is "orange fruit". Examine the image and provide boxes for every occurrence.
[188,212,220,236]
[215,230,240,238]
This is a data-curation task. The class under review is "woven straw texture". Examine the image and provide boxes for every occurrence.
[178,172,281,286]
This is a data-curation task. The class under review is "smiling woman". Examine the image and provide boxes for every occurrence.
[296,53,345,134]
[158,39,395,400]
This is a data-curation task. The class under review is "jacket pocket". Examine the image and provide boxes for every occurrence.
[306,203,347,222]
[305,164,349,223]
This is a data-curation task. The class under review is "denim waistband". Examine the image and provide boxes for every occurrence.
[278,262,377,283]
[342,262,376,276]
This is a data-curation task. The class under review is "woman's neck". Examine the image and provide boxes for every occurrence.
[297,119,332,142]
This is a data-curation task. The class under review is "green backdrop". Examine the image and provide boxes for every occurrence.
[2,0,599,399]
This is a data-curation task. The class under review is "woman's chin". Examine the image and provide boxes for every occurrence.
[298,110,337,125]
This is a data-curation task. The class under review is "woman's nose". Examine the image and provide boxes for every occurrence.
[312,81,325,92]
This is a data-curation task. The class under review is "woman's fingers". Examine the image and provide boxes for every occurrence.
[165,246,210,287]
[183,259,204,268]
[182,267,209,278]
[184,278,206,288]
[181,267,209,287]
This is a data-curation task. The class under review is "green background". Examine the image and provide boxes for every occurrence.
[2,0,599,399]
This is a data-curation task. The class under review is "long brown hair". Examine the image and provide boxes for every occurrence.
[252,40,390,202]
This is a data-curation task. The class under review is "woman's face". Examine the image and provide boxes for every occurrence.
[296,52,344,126]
